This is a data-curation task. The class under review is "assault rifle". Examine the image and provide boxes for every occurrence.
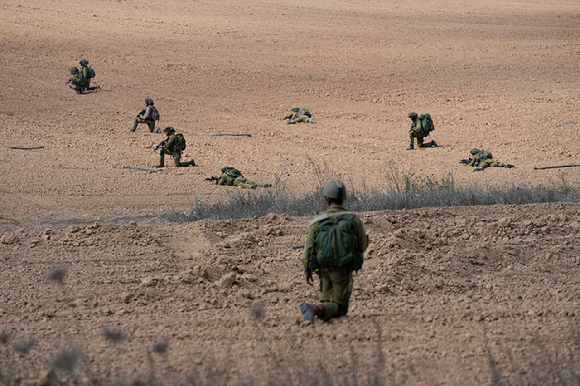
[152,139,168,153]
[459,158,472,165]
[136,109,146,118]
[65,79,71,85]
[204,176,219,184]
[293,245,305,249]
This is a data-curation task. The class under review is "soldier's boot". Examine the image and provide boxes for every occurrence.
[250,184,258,189]
[430,140,438,147]
[473,167,484,172]
[300,302,325,325]
[263,183,272,188]
[406,145,414,150]
[156,127,162,133]
[311,118,316,124]
[155,163,165,168]
[189,159,196,167]
[287,121,296,125]
[504,163,514,168]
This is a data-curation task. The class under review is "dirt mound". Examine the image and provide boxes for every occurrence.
[1,203,580,384]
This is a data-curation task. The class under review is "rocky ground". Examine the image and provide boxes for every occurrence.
[2,203,580,385]
[1,0,580,384]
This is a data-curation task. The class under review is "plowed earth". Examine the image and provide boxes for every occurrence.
[1,0,580,385]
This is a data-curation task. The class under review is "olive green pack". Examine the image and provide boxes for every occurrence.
[479,150,493,160]
[149,106,160,121]
[86,67,96,79]
[173,133,186,151]
[225,168,243,185]
[73,73,87,86]
[420,113,434,133]
[308,212,363,273]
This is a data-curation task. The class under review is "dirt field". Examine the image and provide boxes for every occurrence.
[1,0,580,384]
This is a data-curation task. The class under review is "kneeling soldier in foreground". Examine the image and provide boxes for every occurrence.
[300,180,368,324]
[155,127,195,168]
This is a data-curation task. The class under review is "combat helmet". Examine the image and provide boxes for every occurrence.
[221,165,228,172]
[408,112,418,119]
[323,180,347,201]
[145,98,154,105]
[79,59,89,66]
[163,126,175,133]
[70,67,79,74]
[291,107,300,112]
[470,148,479,155]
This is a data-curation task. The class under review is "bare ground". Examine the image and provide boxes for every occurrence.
[1,0,580,384]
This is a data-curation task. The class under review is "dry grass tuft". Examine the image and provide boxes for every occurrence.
[48,344,82,373]
[12,335,35,355]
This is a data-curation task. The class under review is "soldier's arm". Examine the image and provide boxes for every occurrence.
[302,224,317,276]
[217,173,227,186]
[468,155,478,167]
[164,134,175,150]
[353,216,369,253]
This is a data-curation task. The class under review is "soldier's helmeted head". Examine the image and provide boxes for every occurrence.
[291,107,300,112]
[408,112,418,119]
[145,98,154,105]
[221,165,228,172]
[323,180,347,203]
[79,59,89,66]
[70,67,79,74]
[163,126,175,134]
[470,148,479,155]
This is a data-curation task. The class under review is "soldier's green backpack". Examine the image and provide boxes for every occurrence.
[420,113,434,134]
[225,168,243,185]
[308,212,364,273]
[174,133,186,151]
[479,150,492,160]
[73,73,87,87]
[150,106,160,121]
[86,67,96,79]
[299,108,311,118]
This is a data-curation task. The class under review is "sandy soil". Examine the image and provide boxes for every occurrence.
[1,0,580,384]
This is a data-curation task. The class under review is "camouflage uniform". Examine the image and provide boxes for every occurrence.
[157,127,194,167]
[68,67,87,94]
[218,167,261,189]
[131,99,158,133]
[285,108,316,124]
[79,59,99,91]
[468,148,507,169]
[302,205,368,321]
[408,112,436,149]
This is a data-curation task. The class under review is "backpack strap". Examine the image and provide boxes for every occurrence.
[308,211,355,228]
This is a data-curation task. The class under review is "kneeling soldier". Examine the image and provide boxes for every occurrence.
[300,180,369,324]
[155,127,195,168]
